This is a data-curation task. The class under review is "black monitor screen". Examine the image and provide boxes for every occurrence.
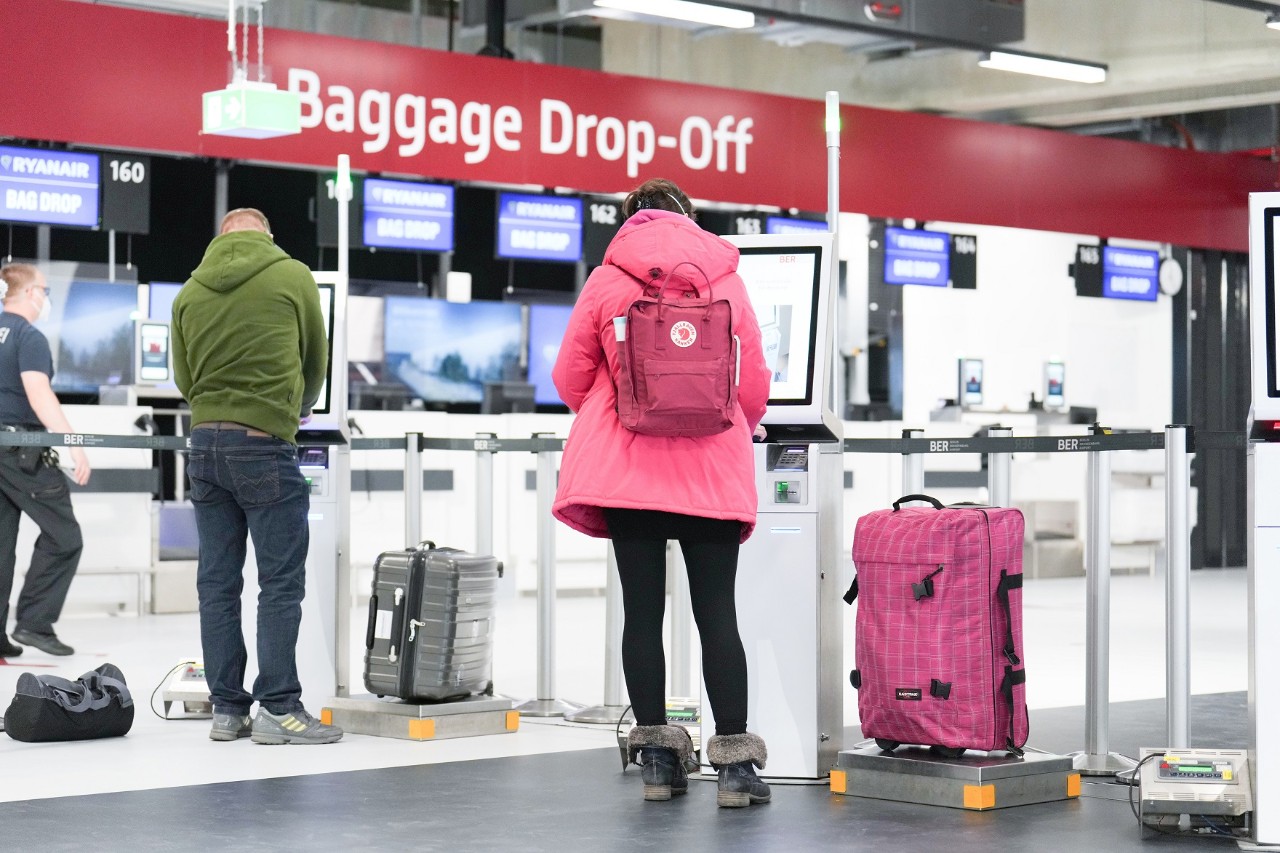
[383,297,522,404]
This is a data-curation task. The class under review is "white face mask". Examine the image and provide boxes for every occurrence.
[35,290,51,323]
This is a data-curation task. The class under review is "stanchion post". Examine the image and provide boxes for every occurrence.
[902,428,924,495]
[515,433,584,717]
[1071,425,1136,776]
[669,542,693,699]
[988,425,1012,508]
[564,544,634,725]
[404,432,422,547]
[474,432,496,558]
[1165,424,1192,750]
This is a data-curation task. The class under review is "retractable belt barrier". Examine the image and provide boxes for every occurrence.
[11,425,1239,736]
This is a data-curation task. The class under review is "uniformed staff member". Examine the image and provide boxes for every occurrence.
[0,263,90,659]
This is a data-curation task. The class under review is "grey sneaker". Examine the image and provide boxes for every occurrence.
[251,708,343,745]
[209,712,253,741]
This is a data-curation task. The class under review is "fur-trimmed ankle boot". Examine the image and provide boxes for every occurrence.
[705,732,771,808]
[627,725,694,801]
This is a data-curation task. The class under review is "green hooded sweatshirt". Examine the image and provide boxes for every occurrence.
[172,230,327,443]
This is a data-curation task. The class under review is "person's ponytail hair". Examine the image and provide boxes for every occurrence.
[622,179,696,222]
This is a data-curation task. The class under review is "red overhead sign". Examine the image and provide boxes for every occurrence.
[2,0,1273,251]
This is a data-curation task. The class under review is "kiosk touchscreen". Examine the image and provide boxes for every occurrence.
[1045,361,1066,409]
[730,232,840,442]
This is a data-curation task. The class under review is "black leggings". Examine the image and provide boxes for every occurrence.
[603,508,748,737]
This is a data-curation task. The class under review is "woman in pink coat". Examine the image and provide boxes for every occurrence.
[552,178,772,808]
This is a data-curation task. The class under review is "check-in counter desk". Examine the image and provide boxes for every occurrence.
[14,404,155,614]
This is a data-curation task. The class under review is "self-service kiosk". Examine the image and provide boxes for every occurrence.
[1245,192,1280,846]
[239,271,351,712]
[699,233,845,781]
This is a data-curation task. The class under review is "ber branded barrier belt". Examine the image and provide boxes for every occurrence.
[0,429,1245,454]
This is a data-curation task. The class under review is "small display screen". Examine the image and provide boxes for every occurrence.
[1102,246,1159,301]
[138,322,170,383]
[765,216,827,235]
[1045,361,1065,407]
[960,358,984,406]
[496,193,583,262]
[363,178,454,252]
[884,226,950,287]
[0,145,100,228]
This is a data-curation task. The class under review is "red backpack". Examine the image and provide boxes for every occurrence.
[612,262,740,437]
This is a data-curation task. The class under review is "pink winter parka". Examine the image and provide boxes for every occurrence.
[551,209,771,544]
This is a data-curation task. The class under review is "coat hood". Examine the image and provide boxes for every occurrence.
[604,209,740,292]
[189,230,292,293]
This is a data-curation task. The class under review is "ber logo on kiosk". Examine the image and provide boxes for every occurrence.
[670,321,697,347]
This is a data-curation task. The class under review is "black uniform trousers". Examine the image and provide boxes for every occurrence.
[0,449,83,635]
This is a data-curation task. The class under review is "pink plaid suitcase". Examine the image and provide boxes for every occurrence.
[845,494,1029,756]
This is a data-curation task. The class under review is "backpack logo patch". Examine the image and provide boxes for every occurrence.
[670,321,696,347]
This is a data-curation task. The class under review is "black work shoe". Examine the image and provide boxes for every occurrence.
[717,762,771,808]
[639,746,689,801]
[0,635,22,658]
[12,629,74,656]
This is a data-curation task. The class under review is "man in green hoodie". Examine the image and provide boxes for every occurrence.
[172,207,341,745]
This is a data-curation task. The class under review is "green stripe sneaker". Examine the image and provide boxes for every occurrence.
[209,712,253,741]
[251,708,343,745]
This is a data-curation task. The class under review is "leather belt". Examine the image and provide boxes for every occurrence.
[193,421,272,437]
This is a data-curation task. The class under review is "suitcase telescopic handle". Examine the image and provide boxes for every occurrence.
[893,494,945,511]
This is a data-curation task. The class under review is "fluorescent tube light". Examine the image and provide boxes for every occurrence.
[978,50,1107,84]
[593,0,755,29]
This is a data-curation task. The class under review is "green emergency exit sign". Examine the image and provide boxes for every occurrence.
[202,84,301,139]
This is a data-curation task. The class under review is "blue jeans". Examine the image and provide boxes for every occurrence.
[187,426,309,716]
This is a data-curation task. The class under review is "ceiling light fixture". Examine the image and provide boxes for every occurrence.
[978,50,1107,84]
[592,0,755,29]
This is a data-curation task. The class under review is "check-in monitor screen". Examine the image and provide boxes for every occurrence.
[735,246,822,406]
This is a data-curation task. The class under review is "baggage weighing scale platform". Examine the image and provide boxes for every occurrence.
[322,695,518,741]
[831,744,1079,811]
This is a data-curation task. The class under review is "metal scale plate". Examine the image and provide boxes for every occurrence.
[322,694,518,741]
[831,744,1079,811]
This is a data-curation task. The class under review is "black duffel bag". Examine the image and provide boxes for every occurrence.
[4,663,134,742]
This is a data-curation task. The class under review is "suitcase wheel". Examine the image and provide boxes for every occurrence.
[376,694,385,699]
[874,739,900,753]
[930,745,967,760]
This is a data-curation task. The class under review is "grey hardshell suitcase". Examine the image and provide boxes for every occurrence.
[363,541,501,701]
